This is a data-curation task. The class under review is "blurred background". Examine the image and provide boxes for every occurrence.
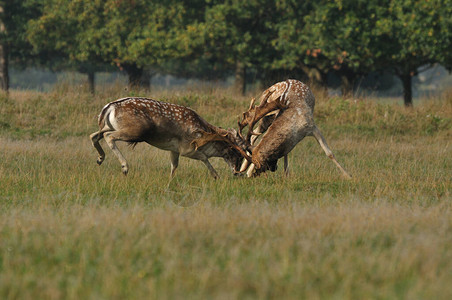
[1,0,451,105]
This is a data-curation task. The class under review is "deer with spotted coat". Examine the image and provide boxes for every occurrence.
[90,97,252,181]
[238,79,351,178]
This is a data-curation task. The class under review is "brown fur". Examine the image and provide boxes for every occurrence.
[239,80,351,178]
[90,97,251,181]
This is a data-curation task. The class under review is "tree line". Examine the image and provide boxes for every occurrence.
[1,0,451,106]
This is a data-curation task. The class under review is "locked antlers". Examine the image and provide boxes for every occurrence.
[238,85,289,144]
[191,128,253,163]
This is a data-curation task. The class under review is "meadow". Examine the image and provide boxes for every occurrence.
[0,83,451,299]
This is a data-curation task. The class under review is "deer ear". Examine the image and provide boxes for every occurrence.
[191,131,215,150]
[228,128,238,137]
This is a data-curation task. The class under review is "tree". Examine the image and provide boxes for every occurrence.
[19,0,452,101]
[0,0,42,92]
[374,0,452,106]
[272,1,388,94]
[272,0,452,103]
[202,0,281,94]
[270,1,330,89]
[0,3,7,91]
[304,1,385,96]
[28,0,200,90]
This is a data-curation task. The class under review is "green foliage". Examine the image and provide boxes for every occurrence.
[0,0,42,65]
[202,1,279,69]
[26,0,202,74]
[374,0,452,74]
[4,0,452,99]
[301,1,383,71]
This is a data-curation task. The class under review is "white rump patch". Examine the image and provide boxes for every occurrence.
[108,107,119,130]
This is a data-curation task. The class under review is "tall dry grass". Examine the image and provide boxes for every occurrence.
[0,84,451,299]
[2,201,452,299]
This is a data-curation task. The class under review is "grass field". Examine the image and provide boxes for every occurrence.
[1,84,451,299]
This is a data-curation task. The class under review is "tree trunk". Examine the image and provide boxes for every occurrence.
[300,65,328,91]
[87,71,95,95]
[340,75,353,98]
[340,70,358,98]
[0,5,8,92]
[0,43,8,92]
[122,64,152,91]
[261,68,300,88]
[399,73,413,107]
[234,61,246,95]
[139,69,151,91]
[123,63,144,90]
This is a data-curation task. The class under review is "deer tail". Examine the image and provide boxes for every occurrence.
[97,103,116,129]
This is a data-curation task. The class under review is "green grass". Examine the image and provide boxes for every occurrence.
[0,86,451,299]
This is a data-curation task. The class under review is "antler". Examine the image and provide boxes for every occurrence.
[238,80,293,145]
[248,97,256,110]
[238,92,273,140]
[247,97,288,143]
[191,130,253,163]
[237,97,256,139]
[191,131,227,150]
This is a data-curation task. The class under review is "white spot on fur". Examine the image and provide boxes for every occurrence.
[296,107,303,115]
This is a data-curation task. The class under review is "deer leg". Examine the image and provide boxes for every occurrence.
[284,155,289,175]
[103,131,129,176]
[165,151,180,188]
[169,151,179,179]
[201,159,219,179]
[90,130,109,165]
[312,126,351,179]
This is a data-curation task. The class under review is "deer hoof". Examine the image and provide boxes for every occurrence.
[97,157,104,165]
[122,165,128,176]
[343,173,352,180]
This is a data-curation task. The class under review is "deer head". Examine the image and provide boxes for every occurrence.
[191,127,252,174]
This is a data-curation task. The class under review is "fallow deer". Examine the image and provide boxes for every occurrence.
[238,79,351,178]
[90,97,252,180]
[238,81,290,175]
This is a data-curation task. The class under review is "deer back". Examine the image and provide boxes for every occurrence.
[257,79,315,110]
[99,97,214,147]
